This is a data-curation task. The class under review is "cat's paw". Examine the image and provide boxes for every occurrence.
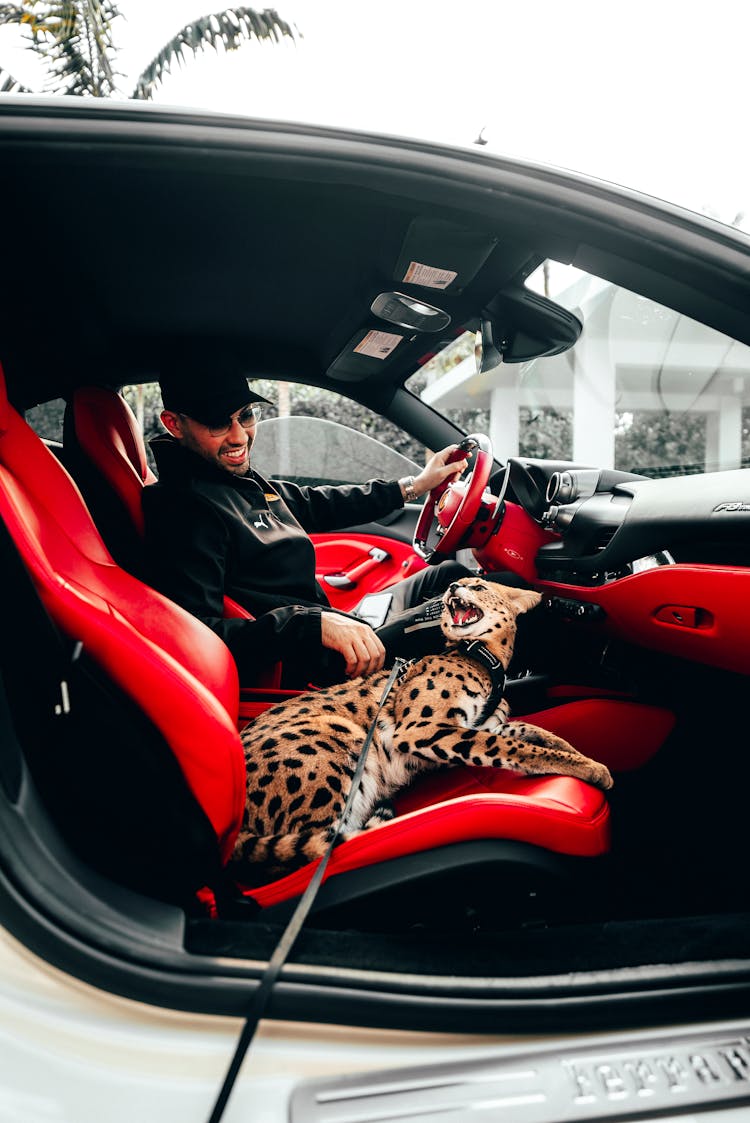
[586,760,614,790]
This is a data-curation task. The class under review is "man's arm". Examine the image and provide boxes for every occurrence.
[400,445,469,502]
[275,445,468,533]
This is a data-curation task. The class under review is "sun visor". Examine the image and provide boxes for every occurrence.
[327,326,409,382]
[393,219,498,295]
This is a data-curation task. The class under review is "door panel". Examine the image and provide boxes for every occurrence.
[312,531,426,611]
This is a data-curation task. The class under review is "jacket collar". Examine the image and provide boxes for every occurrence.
[150,435,261,489]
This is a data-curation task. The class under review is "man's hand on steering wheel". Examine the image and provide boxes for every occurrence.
[408,445,468,500]
[412,434,494,562]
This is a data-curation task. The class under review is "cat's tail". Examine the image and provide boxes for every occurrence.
[228,825,346,881]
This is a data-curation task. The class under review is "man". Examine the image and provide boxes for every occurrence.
[142,360,472,688]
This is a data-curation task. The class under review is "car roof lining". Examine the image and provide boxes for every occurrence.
[3,103,750,410]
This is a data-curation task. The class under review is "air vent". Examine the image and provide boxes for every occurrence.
[595,527,616,551]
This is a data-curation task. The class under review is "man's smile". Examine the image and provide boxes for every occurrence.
[219,439,252,473]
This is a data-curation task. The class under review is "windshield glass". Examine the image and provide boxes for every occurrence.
[406,264,750,478]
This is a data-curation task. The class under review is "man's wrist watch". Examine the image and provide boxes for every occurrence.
[399,475,418,503]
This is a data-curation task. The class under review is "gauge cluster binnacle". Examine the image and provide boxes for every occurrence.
[494,457,750,584]
[539,490,634,563]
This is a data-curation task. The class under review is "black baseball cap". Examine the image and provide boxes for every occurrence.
[158,349,271,428]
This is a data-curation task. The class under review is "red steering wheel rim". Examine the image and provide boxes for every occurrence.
[413,434,493,562]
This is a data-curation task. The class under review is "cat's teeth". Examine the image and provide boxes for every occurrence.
[453,606,481,626]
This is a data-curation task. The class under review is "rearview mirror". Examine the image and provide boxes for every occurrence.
[480,288,582,365]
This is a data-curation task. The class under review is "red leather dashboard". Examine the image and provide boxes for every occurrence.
[538,564,750,675]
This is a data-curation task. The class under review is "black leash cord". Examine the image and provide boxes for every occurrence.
[206,658,405,1123]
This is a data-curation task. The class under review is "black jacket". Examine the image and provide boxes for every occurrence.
[142,436,404,684]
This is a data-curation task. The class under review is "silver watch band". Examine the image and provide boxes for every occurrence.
[400,475,417,503]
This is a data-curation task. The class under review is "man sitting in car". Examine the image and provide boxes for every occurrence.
[142,354,472,688]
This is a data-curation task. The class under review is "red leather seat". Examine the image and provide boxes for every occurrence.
[0,369,245,899]
[67,384,157,535]
[0,364,617,917]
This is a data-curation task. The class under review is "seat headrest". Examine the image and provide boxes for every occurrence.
[71,385,155,485]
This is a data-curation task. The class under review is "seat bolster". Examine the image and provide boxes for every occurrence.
[247,774,610,908]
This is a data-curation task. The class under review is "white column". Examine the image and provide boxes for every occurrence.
[488,376,519,460]
[571,325,616,468]
[706,390,742,471]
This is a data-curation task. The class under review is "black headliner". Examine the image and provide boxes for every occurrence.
[2,97,749,412]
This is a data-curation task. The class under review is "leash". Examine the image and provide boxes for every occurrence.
[206,657,405,1123]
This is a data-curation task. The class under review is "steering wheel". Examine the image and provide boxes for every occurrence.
[413,434,494,562]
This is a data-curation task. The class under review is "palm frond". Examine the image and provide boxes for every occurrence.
[1,1,122,96]
[0,5,30,27]
[131,6,296,101]
[42,1,121,95]
[0,4,37,91]
[0,62,33,91]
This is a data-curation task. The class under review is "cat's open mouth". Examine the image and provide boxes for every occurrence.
[447,593,483,628]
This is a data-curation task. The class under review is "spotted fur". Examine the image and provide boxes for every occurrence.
[229,578,613,883]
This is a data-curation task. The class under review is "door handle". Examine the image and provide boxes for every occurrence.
[323,546,390,590]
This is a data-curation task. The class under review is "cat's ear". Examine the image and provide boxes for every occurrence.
[506,588,542,615]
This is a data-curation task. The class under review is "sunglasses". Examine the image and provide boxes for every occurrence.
[204,404,263,437]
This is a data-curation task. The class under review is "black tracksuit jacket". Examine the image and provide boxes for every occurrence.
[142,436,404,685]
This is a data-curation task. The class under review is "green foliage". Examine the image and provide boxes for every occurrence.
[121,381,164,443]
[615,411,708,476]
[24,395,66,441]
[0,1,296,98]
[0,4,33,89]
[273,382,427,464]
[519,407,572,460]
[1,0,122,95]
[516,407,712,474]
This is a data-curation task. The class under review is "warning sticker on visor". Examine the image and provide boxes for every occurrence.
[354,330,403,359]
[402,261,458,289]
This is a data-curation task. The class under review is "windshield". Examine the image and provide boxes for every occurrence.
[406,263,750,478]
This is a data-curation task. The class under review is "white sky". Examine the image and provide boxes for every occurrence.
[2,0,748,229]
